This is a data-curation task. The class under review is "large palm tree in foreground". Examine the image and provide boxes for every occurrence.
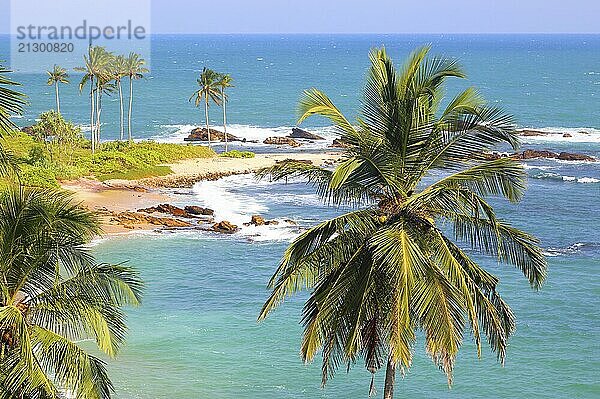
[190,67,222,147]
[46,65,69,115]
[257,47,547,398]
[0,188,143,398]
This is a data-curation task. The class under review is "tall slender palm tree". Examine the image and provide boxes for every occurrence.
[112,55,128,141]
[189,67,222,147]
[0,187,143,398]
[216,73,234,152]
[0,64,25,175]
[257,47,547,399]
[125,52,148,142]
[75,46,109,153]
[46,65,69,114]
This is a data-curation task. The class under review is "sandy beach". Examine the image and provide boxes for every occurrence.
[61,151,338,235]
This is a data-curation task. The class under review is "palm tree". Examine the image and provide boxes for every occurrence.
[0,64,25,175]
[0,64,26,135]
[112,55,128,140]
[125,52,148,142]
[257,47,547,398]
[216,73,234,152]
[0,187,143,398]
[189,67,222,147]
[46,65,69,114]
[75,46,109,153]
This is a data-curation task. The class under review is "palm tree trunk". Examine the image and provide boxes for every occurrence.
[95,79,101,145]
[222,87,227,152]
[383,357,396,399]
[128,76,133,142]
[205,99,211,147]
[118,80,124,140]
[90,76,95,153]
[55,82,60,114]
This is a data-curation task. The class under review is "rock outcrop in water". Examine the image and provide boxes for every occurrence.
[263,136,301,147]
[213,220,238,233]
[244,214,280,226]
[289,127,325,140]
[138,203,192,217]
[184,205,214,216]
[110,211,193,229]
[184,127,242,142]
[485,149,596,162]
[517,149,596,161]
[330,138,350,148]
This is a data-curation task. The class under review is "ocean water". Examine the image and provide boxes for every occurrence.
[2,35,600,397]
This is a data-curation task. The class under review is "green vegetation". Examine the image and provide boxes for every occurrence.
[189,67,222,147]
[46,64,69,114]
[216,73,234,151]
[257,47,547,399]
[0,64,143,398]
[76,47,148,152]
[0,187,143,398]
[1,112,214,188]
[219,150,255,158]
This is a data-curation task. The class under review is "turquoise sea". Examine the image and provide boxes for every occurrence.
[3,34,600,397]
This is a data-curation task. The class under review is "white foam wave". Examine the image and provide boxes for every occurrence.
[191,174,304,242]
[531,172,600,184]
[519,127,600,143]
[153,123,339,149]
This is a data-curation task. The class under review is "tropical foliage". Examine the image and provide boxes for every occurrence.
[1,129,215,188]
[216,73,234,151]
[0,187,143,398]
[76,47,148,151]
[0,64,26,177]
[46,65,69,114]
[190,67,222,147]
[124,52,148,142]
[257,47,547,398]
[219,150,254,158]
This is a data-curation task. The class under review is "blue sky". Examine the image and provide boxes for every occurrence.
[1,0,598,34]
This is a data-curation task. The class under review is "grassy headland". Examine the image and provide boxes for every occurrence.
[1,112,215,188]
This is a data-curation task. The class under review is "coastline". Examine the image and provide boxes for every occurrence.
[62,151,339,235]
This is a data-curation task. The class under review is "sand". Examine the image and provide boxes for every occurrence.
[60,151,339,235]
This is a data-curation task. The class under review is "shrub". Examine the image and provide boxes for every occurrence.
[219,150,255,159]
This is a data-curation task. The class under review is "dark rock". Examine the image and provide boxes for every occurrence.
[518,149,558,160]
[289,127,324,140]
[184,127,241,142]
[111,211,192,228]
[557,152,595,162]
[138,204,190,217]
[184,205,214,216]
[250,215,265,226]
[515,149,595,162]
[265,220,279,225]
[330,138,350,148]
[263,136,301,147]
[283,219,297,225]
[518,129,548,137]
[563,133,572,138]
[213,220,239,234]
